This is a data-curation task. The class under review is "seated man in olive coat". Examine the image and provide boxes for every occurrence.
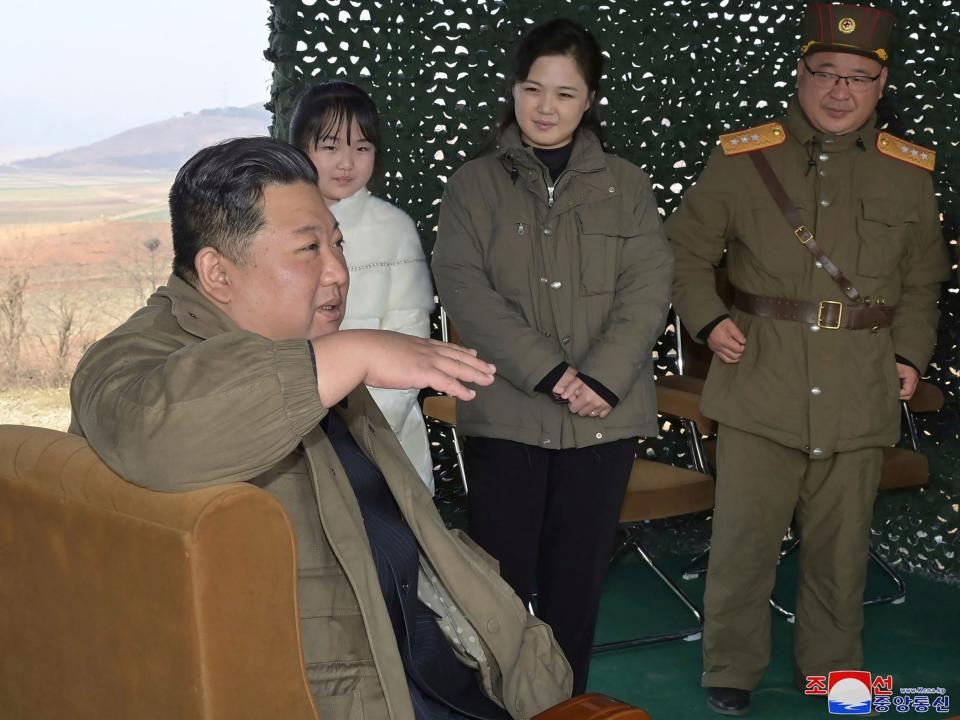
[69,137,572,720]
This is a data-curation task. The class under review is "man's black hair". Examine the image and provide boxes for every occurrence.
[170,137,318,285]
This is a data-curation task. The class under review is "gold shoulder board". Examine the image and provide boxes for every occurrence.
[719,122,787,156]
[876,132,936,171]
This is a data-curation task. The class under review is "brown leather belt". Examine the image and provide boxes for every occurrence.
[734,289,895,330]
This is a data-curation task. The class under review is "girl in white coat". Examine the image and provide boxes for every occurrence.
[289,81,437,492]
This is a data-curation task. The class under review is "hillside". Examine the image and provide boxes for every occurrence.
[11,104,271,174]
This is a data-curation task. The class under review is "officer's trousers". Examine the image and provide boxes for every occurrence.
[701,424,882,691]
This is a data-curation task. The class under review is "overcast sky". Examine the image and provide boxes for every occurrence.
[0,0,273,160]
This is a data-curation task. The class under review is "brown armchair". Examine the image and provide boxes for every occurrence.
[1,425,654,720]
[0,424,318,720]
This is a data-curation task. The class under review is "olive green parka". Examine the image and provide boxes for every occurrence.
[432,126,673,449]
[69,275,572,720]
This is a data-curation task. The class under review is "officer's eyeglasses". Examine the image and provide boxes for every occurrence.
[802,58,882,92]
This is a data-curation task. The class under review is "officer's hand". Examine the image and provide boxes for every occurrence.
[896,362,919,400]
[707,319,746,364]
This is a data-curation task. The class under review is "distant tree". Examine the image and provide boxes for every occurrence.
[0,269,29,384]
[37,286,91,385]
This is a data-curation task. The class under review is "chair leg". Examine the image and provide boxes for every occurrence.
[864,545,907,607]
[685,419,710,475]
[769,529,801,621]
[450,425,468,495]
[681,546,710,580]
[769,543,907,623]
[902,400,921,453]
[593,530,704,653]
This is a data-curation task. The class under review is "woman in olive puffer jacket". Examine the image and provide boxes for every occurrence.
[431,17,673,694]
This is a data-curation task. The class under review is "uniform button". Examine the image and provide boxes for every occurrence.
[820,199,831,208]
[561,336,570,345]
[810,386,822,396]
[486,618,499,632]
[809,324,820,333]
[811,447,824,457]
[815,260,823,269]
[401,580,410,594]
[549,281,562,289]
[543,228,552,236]
[595,432,603,439]
[608,186,616,193]
[818,153,829,162]
[542,439,551,447]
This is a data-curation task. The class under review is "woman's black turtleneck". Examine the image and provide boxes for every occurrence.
[531,142,573,182]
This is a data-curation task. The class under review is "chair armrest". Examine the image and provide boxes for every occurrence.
[533,693,651,720]
[0,425,318,720]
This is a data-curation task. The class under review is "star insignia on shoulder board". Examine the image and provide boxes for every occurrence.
[877,131,936,171]
[720,122,787,156]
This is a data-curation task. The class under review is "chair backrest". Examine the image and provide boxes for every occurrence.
[0,425,318,720]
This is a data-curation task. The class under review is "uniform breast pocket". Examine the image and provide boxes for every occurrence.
[487,219,534,297]
[576,209,633,295]
[857,198,914,278]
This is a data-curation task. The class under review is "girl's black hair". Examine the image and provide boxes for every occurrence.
[479,17,605,155]
[288,81,382,179]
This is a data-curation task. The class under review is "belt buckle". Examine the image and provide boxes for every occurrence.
[794,226,814,245]
[818,300,843,329]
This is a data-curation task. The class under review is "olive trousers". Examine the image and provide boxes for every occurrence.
[701,424,882,691]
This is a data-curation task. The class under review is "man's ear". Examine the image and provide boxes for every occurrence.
[877,66,889,97]
[194,247,233,304]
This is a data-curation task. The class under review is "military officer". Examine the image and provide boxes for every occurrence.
[665,3,950,715]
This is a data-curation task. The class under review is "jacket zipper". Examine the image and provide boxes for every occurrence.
[547,183,555,208]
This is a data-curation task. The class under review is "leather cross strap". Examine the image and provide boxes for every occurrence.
[749,151,862,303]
[734,288,894,330]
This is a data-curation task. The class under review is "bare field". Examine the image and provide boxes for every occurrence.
[0,169,173,224]
[0,387,71,431]
[0,170,175,421]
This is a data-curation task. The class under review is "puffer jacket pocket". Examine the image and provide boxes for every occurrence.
[298,571,372,665]
[487,219,535,299]
[501,617,573,719]
[576,207,636,295]
[305,664,383,720]
[857,198,915,278]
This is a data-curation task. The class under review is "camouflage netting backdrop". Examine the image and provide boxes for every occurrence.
[266,0,960,584]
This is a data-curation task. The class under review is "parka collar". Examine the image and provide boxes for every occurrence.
[786,97,876,153]
[155,273,239,340]
[496,124,607,177]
